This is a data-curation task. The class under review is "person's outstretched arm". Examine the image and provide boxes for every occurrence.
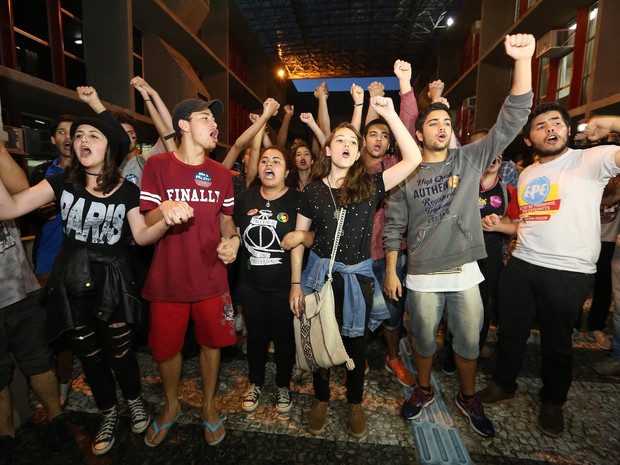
[221,98,280,170]
[315,82,331,136]
[300,112,326,147]
[365,81,385,126]
[131,76,177,152]
[350,84,364,132]
[372,95,421,191]
[277,104,294,147]
[505,33,535,96]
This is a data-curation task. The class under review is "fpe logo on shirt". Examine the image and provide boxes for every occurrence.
[194,171,212,188]
[522,177,550,205]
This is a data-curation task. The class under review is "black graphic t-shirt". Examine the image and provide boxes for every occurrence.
[298,173,386,265]
[46,172,140,255]
[234,186,299,293]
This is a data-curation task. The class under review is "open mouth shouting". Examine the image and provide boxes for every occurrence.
[210,129,219,143]
[262,168,275,180]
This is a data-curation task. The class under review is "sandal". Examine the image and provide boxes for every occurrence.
[203,415,226,446]
[144,410,182,448]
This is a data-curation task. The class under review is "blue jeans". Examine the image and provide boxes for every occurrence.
[405,285,483,360]
[372,253,407,330]
[611,245,620,359]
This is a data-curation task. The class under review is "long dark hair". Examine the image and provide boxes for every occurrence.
[66,141,121,195]
[288,139,316,190]
[314,122,375,206]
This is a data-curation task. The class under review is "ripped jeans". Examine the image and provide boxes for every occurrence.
[70,294,142,411]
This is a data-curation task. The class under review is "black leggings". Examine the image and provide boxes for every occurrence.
[312,273,373,404]
[241,283,295,388]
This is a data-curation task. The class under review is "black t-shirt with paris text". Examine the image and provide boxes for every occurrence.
[46,172,139,256]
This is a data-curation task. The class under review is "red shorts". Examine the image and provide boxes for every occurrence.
[148,292,237,361]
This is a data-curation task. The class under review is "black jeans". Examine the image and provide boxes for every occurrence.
[587,241,614,331]
[70,290,141,411]
[240,283,295,388]
[312,273,373,405]
[493,257,593,404]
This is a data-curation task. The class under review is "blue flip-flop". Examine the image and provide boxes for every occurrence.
[144,411,182,448]
[203,415,227,446]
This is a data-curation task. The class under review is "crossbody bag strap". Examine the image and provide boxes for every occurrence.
[327,207,347,279]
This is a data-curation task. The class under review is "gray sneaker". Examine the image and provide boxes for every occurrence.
[594,357,620,376]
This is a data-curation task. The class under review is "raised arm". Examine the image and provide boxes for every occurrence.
[372,94,422,191]
[350,83,364,132]
[300,113,326,147]
[394,60,418,136]
[0,142,29,194]
[505,34,535,96]
[315,82,331,136]
[221,98,280,170]
[130,76,177,152]
[77,85,106,114]
[0,147,55,219]
[365,81,385,126]
[245,121,266,187]
[427,79,457,148]
[277,104,294,147]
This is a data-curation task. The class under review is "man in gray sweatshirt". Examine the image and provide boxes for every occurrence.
[383,34,535,438]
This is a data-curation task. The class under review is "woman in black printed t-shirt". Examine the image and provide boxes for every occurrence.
[234,146,313,415]
[0,87,184,456]
[289,89,422,438]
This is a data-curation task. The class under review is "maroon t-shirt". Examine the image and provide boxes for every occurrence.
[140,152,234,302]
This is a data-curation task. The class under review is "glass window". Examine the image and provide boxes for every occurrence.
[12,0,49,42]
[62,13,84,59]
[15,33,52,82]
[538,57,549,101]
[61,0,83,17]
[133,26,143,57]
[556,52,573,100]
[581,3,598,105]
[65,56,86,90]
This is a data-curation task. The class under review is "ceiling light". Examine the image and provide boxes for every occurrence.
[75,39,82,45]
[447,17,454,27]
[277,68,285,78]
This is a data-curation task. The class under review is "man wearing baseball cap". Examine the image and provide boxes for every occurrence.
[140,97,238,447]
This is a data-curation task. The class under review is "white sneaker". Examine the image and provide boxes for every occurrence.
[242,384,261,412]
[276,387,292,414]
[127,397,150,434]
[92,409,119,456]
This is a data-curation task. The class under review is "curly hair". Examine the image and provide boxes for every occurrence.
[314,123,375,206]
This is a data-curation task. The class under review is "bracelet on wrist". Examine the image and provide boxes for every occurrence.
[353,103,363,107]
[144,99,151,102]
[291,281,301,285]
[229,234,241,241]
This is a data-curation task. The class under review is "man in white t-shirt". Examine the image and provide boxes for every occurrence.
[478,105,620,437]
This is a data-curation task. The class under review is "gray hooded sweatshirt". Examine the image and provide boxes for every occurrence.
[383,91,533,275]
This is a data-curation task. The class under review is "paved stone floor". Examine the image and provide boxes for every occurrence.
[8,319,620,465]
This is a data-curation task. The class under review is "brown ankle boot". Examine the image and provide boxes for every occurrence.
[347,403,366,438]
[308,400,328,434]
